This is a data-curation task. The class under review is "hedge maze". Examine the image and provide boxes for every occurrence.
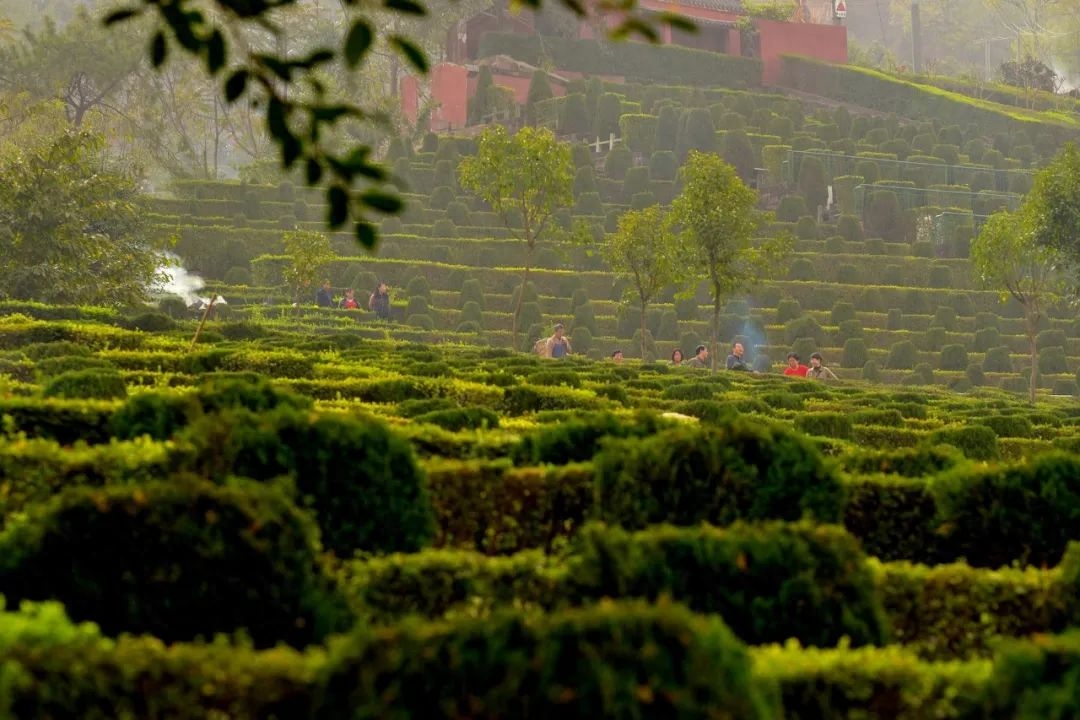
[3,38,1080,718]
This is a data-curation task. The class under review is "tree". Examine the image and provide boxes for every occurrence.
[0,112,159,306]
[670,151,791,371]
[458,125,573,346]
[105,0,690,249]
[999,55,1059,93]
[604,205,684,361]
[282,229,336,309]
[525,69,553,125]
[972,209,1062,403]
[1025,143,1080,283]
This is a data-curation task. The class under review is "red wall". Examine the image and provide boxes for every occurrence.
[400,75,419,126]
[430,64,469,132]
[755,19,847,84]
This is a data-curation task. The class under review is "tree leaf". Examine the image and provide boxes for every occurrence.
[267,97,289,140]
[389,36,429,73]
[360,190,403,214]
[103,7,141,25]
[327,185,349,228]
[344,20,373,68]
[224,70,248,102]
[281,134,302,169]
[150,31,168,68]
[355,221,378,249]
[205,29,227,74]
[306,158,323,184]
[384,0,428,15]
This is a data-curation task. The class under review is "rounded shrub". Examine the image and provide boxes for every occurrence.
[837,319,863,344]
[842,338,868,368]
[459,278,485,309]
[776,297,802,324]
[319,601,775,720]
[974,327,1000,352]
[405,275,431,300]
[0,478,351,647]
[795,216,819,240]
[785,315,824,345]
[932,452,1080,567]
[862,361,882,381]
[837,214,863,242]
[127,312,176,332]
[110,391,205,441]
[1039,346,1069,375]
[830,301,856,325]
[939,344,968,371]
[788,257,814,281]
[886,308,903,331]
[407,314,435,330]
[570,326,592,354]
[414,406,500,432]
[446,200,471,225]
[593,418,844,530]
[432,218,457,238]
[932,305,958,331]
[886,340,918,370]
[982,346,1014,373]
[429,185,455,210]
[184,407,435,556]
[406,296,430,317]
[42,369,127,400]
[776,195,808,223]
[795,412,854,440]
[927,424,999,461]
[459,300,483,327]
[223,266,252,285]
[564,523,888,649]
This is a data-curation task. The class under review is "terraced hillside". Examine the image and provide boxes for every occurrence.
[146,64,1080,397]
[0,311,1079,713]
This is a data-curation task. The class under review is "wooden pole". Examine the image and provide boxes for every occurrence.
[188,296,216,352]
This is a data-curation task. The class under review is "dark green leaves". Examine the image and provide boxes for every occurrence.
[150,31,168,67]
[205,29,226,73]
[360,191,403,214]
[384,0,427,15]
[327,186,349,228]
[389,36,428,73]
[224,70,248,102]
[103,6,141,25]
[355,222,377,249]
[344,20,373,68]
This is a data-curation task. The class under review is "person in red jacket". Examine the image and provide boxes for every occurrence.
[783,352,809,377]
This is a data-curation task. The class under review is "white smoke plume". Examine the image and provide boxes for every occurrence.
[156,252,226,307]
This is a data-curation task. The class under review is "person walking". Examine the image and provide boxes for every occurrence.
[807,352,838,380]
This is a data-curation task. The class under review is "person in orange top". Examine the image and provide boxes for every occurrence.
[783,352,809,377]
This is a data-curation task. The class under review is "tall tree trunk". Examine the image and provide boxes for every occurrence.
[513,246,533,351]
[639,298,648,362]
[1026,306,1038,404]
[712,295,721,373]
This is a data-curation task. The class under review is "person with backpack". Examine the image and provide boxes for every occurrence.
[535,323,571,359]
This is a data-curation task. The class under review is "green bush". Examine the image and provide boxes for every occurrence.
[604,144,632,180]
[928,264,952,288]
[1039,346,1069,375]
[0,478,351,647]
[940,344,969,371]
[932,452,1080,567]
[183,407,435,556]
[414,406,500,432]
[927,424,999,461]
[776,297,801,323]
[795,412,854,440]
[830,301,856,324]
[842,338,868,368]
[564,522,888,648]
[983,346,1014,373]
[974,327,1000,352]
[886,340,918,370]
[842,475,943,563]
[42,369,127,400]
[33,355,115,378]
[933,304,958,330]
[593,418,844,529]
[977,414,1034,439]
[319,601,776,719]
[788,257,814,280]
[886,308,903,330]
[513,411,668,465]
[785,315,825,345]
[776,195,808,222]
[964,630,1080,719]
[127,311,176,332]
[862,360,882,381]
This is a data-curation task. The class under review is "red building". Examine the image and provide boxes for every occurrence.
[402,0,847,131]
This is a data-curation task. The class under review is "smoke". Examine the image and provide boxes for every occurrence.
[156,252,226,307]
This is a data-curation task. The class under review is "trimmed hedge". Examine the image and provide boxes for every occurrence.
[320,601,777,719]
[563,522,889,648]
[0,478,351,647]
[182,406,435,556]
[593,418,844,529]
